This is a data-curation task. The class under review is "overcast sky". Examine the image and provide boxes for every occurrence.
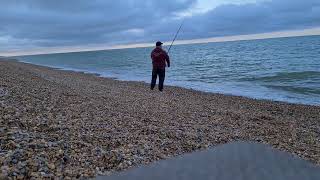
[0,0,320,56]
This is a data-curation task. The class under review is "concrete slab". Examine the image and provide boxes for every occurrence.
[97,141,320,180]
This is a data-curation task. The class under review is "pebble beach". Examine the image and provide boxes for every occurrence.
[0,60,319,179]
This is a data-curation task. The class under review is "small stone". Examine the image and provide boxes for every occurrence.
[58,149,63,155]
[138,149,145,155]
[127,161,132,166]
[7,140,17,149]
[11,158,18,164]
[63,155,69,163]
[17,175,25,180]
[47,163,55,170]
[30,172,39,177]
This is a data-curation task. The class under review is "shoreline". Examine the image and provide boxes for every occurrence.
[13,59,320,106]
[0,60,319,179]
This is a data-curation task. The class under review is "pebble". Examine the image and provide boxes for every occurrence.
[47,163,55,170]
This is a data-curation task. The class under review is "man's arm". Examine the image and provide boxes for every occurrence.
[165,52,170,67]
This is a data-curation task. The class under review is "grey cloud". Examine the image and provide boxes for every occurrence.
[181,0,320,38]
[0,0,319,52]
[0,0,196,50]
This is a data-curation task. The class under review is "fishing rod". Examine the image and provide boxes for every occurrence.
[167,19,185,54]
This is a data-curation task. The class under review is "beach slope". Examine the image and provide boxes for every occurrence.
[0,60,319,178]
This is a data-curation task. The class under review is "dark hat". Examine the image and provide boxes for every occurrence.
[156,41,163,46]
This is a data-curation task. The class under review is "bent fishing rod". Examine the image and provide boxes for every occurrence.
[167,19,185,54]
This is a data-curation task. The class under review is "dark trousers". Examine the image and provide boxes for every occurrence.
[151,68,165,91]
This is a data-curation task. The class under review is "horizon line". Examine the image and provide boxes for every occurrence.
[2,27,320,57]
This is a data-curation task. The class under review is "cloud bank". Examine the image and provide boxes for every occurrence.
[0,0,319,55]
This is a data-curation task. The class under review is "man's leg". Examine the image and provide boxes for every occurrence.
[158,69,165,91]
[150,68,157,90]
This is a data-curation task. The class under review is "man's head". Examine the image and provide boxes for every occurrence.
[156,41,163,47]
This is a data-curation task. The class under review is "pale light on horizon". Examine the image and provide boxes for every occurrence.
[1,27,319,57]
[189,0,264,14]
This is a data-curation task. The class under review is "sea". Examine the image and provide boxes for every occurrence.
[15,35,320,105]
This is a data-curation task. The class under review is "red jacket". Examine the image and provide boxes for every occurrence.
[151,47,170,69]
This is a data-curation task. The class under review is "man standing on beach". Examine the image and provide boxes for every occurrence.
[150,41,170,91]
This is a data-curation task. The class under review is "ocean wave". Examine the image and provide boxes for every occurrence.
[264,85,320,95]
[242,71,320,82]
